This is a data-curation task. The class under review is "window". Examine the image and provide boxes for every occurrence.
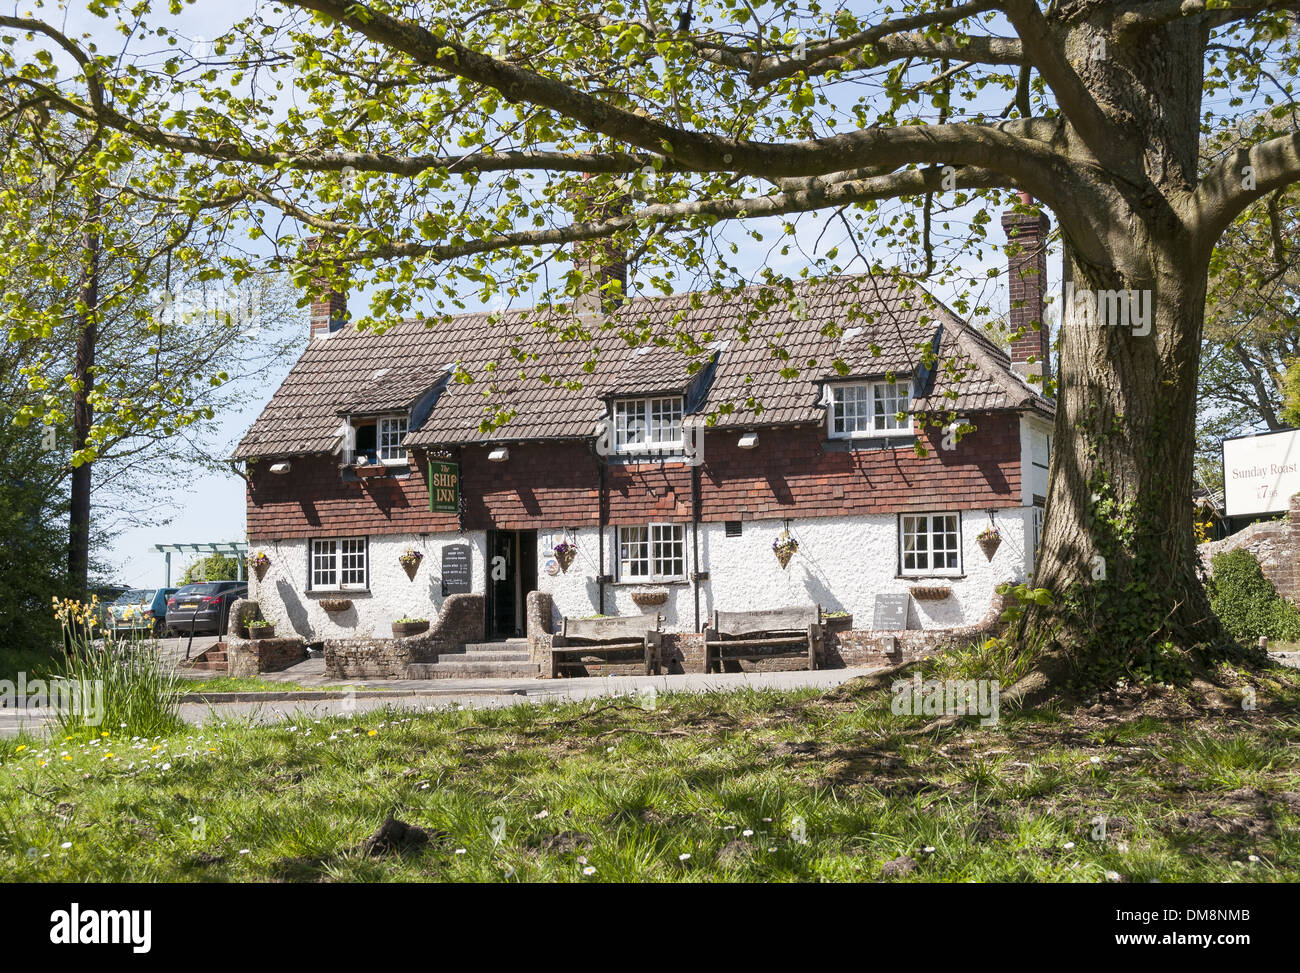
[378,416,408,463]
[617,524,686,581]
[724,521,743,537]
[899,513,961,576]
[311,537,368,590]
[828,380,912,438]
[612,396,684,453]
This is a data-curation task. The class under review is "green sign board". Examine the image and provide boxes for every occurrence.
[428,460,460,514]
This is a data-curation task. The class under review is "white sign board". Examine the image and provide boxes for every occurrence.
[1223,429,1300,517]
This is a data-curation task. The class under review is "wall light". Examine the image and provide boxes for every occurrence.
[738,431,759,449]
[488,447,510,463]
[270,461,292,474]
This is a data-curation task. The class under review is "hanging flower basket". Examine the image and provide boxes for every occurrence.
[319,598,352,613]
[398,548,424,581]
[248,550,271,581]
[772,531,799,570]
[976,526,1002,561]
[554,542,577,573]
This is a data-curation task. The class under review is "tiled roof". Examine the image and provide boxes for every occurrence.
[233,276,1053,459]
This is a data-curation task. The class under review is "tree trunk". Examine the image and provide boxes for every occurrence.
[1016,16,1234,694]
[68,215,99,602]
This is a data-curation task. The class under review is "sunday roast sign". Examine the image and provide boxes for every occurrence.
[1223,429,1300,518]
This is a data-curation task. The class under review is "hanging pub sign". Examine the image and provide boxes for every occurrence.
[428,460,460,514]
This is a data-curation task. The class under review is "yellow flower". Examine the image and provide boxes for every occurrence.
[368,730,378,736]
[15,745,26,752]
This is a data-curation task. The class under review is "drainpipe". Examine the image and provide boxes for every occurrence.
[691,463,701,633]
[596,443,606,615]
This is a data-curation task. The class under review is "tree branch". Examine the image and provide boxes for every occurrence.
[1191,130,1300,246]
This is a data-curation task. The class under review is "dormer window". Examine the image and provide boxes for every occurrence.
[612,396,683,453]
[343,414,409,468]
[378,416,408,464]
[827,380,912,439]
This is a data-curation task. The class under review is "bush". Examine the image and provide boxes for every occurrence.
[1207,548,1300,643]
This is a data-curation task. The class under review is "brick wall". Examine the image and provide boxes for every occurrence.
[1200,492,1300,606]
[249,412,1023,540]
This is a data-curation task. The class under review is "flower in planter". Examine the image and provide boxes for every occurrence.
[398,548,424,580]
[248,550,271,579]
[772,531,799,569]
[976,524,1002,561]
[553,541,577,573]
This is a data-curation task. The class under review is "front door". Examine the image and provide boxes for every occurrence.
[486,530,538,639]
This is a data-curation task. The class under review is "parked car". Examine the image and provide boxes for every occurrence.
[164,581,248,636]
[109,587,178,637]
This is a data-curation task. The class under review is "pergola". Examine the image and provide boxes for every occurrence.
[154,542,248,586]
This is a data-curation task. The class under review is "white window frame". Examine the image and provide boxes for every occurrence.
[827,379,913,439]
[311,537,368,591]
[899,513,962,577]
[612,396,684,454]
[617,523,686,581]
[377,415,409,464]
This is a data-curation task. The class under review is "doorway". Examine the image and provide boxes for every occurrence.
[486,529,538,639]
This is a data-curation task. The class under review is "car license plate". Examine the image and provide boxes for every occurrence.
[181,602,198,610]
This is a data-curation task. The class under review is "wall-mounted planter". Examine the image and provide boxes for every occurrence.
[976,531,1002,561]
[772,531,799,569]
[353,463,388,479]
[910,585,952,601]
[319,598,352,613]
[392,619,430,639]
[248,624,275,639]
[554,544,577,573]
[399,549,424,581]
[248,553,271,582]
[631,589,669,609]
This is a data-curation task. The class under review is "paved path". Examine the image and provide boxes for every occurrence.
[0,667,879,737]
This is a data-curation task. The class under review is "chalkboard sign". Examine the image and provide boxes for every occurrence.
[872,593,911,631]
[440,545,472,596]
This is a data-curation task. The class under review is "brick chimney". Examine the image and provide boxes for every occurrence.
[1001,194,1051,391]
[572,175,628,314]
[306,237,347,338]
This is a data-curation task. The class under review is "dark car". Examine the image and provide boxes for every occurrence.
[164,581,248,636]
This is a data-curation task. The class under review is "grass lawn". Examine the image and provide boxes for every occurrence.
[1,661,1298,882]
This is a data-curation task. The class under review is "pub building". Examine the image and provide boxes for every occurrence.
[233,204,1054,676]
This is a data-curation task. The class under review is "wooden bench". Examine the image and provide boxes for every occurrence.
[550,614,663,678]
[704,606,822,673]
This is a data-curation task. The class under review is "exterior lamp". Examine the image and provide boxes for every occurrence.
[738,432,759,449]
[488,447,510,463]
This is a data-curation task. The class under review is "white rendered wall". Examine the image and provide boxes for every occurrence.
[535,510,1033,633]
[247,531,487,639]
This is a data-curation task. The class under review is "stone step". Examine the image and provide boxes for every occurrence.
[461,640,529,653]
[455,650,531,662]
[189,661,228,672]
[407,660,540,679]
